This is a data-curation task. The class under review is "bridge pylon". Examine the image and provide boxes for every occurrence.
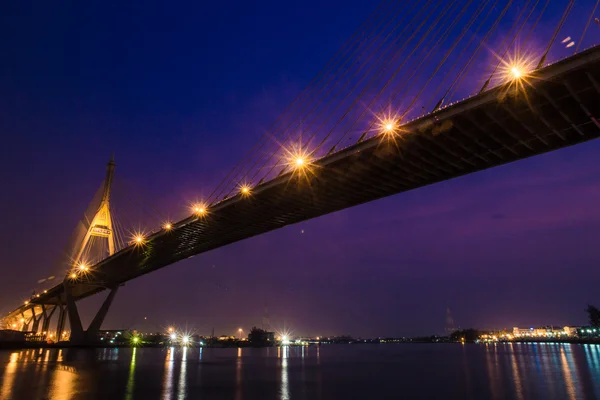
[72,154,117,266]
[62,155,120,345]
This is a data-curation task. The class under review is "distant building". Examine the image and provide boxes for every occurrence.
[512,326,574,338]
[248,327,275,346]
[98,330,130,343]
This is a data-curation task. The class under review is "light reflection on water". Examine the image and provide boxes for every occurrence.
[162,347,175,400]
[280,346,290,400]
[509,344,524,400]
[178,347,187,400]
[0,343,599,399]
[125,347,136,400]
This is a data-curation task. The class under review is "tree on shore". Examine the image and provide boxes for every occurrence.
[450,329,479,343]
[586,305,600,327]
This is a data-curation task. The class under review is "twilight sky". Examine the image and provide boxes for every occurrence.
[1,0,599,337]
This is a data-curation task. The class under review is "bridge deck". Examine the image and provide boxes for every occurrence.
[6,45,600,321]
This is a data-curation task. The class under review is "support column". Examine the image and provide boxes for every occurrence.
[21,312,30,332]
[31,306,43,333]
[56,304,67,341]
[64,281,85,343]
[62,282,120,344]
[86,286,119,338]
[41,305,57,336]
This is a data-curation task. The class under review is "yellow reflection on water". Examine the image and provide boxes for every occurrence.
[280,346,290,400]
[0,352,19,399]
[125,348,137,400]
[235,347,242,400]
[178,347,187,400]
[509,344,524,400]
[49,363,77,400]
[162,347,175,400]
[559,345,577,400]
[485,344,500,399]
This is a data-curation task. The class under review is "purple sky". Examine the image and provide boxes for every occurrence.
[1,0,600,337]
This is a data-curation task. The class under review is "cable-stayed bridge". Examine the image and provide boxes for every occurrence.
[2,0,600,343]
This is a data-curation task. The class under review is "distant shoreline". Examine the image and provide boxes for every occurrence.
[2,338,600,350]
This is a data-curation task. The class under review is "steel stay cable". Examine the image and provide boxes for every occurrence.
[208,1,391,202]
[242,0,426,186]
[330,0,474,149]
[327,0,471,152]
[219,0,412,198]
[523,0,551,46]
[575,0,600,53]
[537,0,576,69]
[481,0,538,92]
[208,0,394,202]
[312,2,452,154]
[431,0,500,111]
[398,0,483,120]
[249,0,442,182]
[445,0,515,101]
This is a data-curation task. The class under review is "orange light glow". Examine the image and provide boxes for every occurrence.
[240,185,251,196]
[194,206,206,215]
[510,66,522,79]
[380,119,398,135]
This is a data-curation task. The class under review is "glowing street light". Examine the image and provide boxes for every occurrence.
[78,263,88,272]
[133,234,145,246]
[192,202,208,216]
[24,301,29,305]
[70,273,77,279]
[163,223,172,230]
[281,335,290,345]
[168,327,174,333]
[380,119,398,136]
[170,333,177,341]
[510,66,522,79]
[182,335,190,345]
[240,185,251,196]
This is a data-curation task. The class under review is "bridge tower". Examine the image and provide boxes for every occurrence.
[72,154,117,265]
[60,156,121,345]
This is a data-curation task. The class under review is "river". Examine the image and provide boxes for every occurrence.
[1,343,600,399]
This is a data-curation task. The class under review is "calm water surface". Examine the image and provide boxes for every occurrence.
[1,343,600,399]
